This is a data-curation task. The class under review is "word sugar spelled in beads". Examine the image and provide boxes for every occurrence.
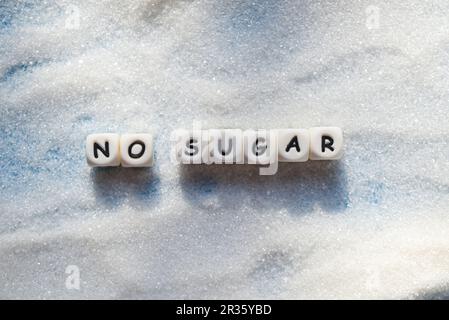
[173,127,343,164]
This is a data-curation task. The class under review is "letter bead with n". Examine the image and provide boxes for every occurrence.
[86,133,120,167]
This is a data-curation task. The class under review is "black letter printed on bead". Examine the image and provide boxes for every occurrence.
[185,138,199,156]
[285,136,301,153]
[253,138,267,156]
[128,140,146,159]
[218,138,236,156]
[93,141,110,158]
[321,135,335,153]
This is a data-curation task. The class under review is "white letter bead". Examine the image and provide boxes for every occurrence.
[277,129,310,162]
[86,133,120,167]
[244,130,277,165]
[309,127,343,160]
[209,129,244,164]
[174,129,208,164]
[120,133,154,167]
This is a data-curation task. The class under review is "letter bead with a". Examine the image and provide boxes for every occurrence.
[277,129,310,162]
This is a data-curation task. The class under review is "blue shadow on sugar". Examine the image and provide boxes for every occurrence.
[90,167,160,210]
[228,0,281,33]
[0,18,11,30]
[179,161,349,215]
[414,284,449,300]
[0,61,46,83]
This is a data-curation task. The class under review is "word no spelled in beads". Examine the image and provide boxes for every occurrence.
[86,133,154,167]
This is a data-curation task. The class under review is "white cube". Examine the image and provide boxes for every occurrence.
[244,129,277,165]
[120,133,154,167]
[309,127,343,160]
[173,129,208,164]
[208,129,244,164]
[86,133,120,167]
[277,129,310,162]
